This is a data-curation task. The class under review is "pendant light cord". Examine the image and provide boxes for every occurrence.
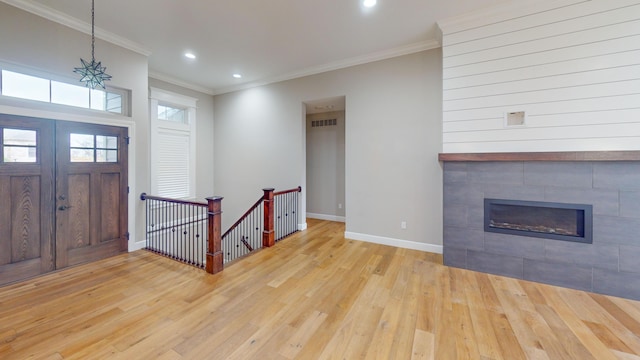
[91,0,95,61]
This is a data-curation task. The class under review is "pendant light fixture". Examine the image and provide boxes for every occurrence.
[74,0,111,89]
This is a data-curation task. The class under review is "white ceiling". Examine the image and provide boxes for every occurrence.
[18,0,515,94]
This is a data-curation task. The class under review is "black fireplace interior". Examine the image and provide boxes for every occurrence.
[484,199,593,244]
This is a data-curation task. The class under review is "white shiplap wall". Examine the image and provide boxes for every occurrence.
[439,0,640,153]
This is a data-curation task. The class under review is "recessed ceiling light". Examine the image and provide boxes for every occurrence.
[184,52,196,59]
[232,73,242,79]
[363,0,376,8]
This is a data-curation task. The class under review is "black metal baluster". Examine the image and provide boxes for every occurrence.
[294,191,298,234]
[153,199,158,251]
[185,203,189,264]
[152,199,156,252]
[199,206,203,266]
[184,203,188,262]
[178,203,183,261]
[164,203,173,255]
[145,199,150,250]
[198,204,201,266]
[276,195,281,240]
[174,202,178,260]
[258,205,262,249]
[162,200,167,255]
[188,204,191,263]
[286,192,290,236]
[182,203,186,262]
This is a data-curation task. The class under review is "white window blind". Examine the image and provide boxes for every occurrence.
[156,131,190,198]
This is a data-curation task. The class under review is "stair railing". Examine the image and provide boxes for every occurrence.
[221,195,264,263]
[140,193,223,274]
[222,186,302,263]
[140,186,301,271]
[274,186,302,242]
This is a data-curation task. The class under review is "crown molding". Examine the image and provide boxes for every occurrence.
[148,71,216,96]
[0,0,152,56]
[437,0,588,35]
[213,39,441,95]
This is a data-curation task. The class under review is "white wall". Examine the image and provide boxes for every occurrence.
[214,50,443,252]
[306,111,346,221]
[0,2,149,249]
[439,0,640,153]
[148,78,215,199]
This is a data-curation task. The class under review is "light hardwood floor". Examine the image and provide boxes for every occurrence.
[2,219,640,359]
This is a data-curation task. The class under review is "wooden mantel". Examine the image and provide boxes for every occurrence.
[438,151,640,162]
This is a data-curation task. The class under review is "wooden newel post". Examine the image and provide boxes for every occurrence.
[206,196,224,274]
[262,188,275,248]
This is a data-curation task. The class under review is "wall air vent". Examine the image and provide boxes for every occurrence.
[311,119,337,128]
[504,111,526,127]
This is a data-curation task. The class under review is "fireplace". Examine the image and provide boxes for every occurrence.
[484,199,593,244]
[441,153,640,300]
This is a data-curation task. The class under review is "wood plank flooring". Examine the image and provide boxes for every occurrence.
[1,218,640,359]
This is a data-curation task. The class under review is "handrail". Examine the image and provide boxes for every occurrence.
[274,186,302,196]
[221,196,263,239]
[140,192,207,207]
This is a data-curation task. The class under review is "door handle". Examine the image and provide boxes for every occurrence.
[58,205,73,211]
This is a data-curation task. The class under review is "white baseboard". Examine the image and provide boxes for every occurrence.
[128,240,146,252]
[307,213,346,222]
[298,222,308,231]
[344,231,443,254]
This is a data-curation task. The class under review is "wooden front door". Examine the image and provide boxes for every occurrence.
[0,115,55,284]
[55,121,128,268]
[0,115,128,286]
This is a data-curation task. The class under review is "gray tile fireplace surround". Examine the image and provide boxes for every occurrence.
[442,160,640,300]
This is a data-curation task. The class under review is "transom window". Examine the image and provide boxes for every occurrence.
[0,68,128,115]
[69,133,118,163]
[158,104,187,123]
[2,128,37,163]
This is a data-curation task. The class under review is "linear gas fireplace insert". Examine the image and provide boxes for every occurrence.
[484,198,593,244]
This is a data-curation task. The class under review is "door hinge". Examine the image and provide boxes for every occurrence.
[125,136,130,145]
[127,186,130,193]
[126,232,130,240]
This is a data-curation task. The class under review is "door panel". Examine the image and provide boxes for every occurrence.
[100,173,121,242]
[10,176,41,261]
[55,121,128,268]
[67,173,91,249]
[0,115,55,284]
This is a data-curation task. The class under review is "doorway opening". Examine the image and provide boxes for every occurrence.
[304,96,346,223]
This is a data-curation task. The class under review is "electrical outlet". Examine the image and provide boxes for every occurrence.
[401,221,407,229]
[338,203,342,209]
